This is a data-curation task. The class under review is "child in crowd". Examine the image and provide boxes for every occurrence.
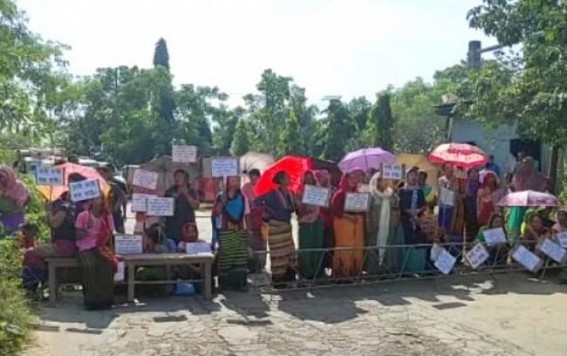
[176,222,203,252]
[19,223,38,250]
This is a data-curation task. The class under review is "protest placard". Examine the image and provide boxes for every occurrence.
[539,238,567,264]
[482,227,507,246]
[132,169,158,190]
[211,157,239,177]
[433,248,457,275]
[465,244,490,269]
[69,179,101,202]
[557,232,567,249]
[172,145,197,163]
[114,234,143,255]
[512,245,542,272]
[344,192,370,212]
[185,242,212,255]
[114,262,125,282]
[439,188,454,207]
[146,197,175,216]
[131,193,156,212]
[35,166,64,185]
[302,185,331,207]
[382,164,403,180]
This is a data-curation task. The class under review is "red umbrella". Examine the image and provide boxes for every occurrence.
[255,156,339,197]
[428,142,488,169]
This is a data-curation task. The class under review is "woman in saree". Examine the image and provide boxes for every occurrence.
[0,166,28,236]
[438,164,466,239]
[418,170,436,207]
[255,171,296,287]
[477,171,505,227]
[366,172,397,275]
[521,213,551,254]
[398,168,427,273]
[241,169,266,273]
[507,157,549,244]
[331,171,365,280]
[296,171,325,280]
[464,168,481,240]
[212,176,250,290]
[315,170,334,270]
[164,170,200,243]
[75,196,117,310]
[552,210,567,234]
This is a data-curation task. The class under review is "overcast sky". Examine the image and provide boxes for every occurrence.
[18,0,494,106]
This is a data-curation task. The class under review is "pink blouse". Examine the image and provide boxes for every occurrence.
[75,211,115,252]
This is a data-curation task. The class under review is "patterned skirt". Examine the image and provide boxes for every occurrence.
[267,220,296,282]
[217,229,248,289]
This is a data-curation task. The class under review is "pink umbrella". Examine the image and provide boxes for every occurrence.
[428,143,488,169]
[497,190,561,207]
[338,147,396,172]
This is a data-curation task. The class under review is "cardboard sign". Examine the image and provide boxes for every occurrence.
[465,244,490,269]
[434,248,457,275]
[172,145,197,163]
[35,166,64,185]
[439,187,454,207]
[382,164,403,180]
[132,169,158,190]
[557,232,567,249]
[540,238,567,264]
[114,261,125,282]
[185,242,212,255]
[512,245,542,272]
[114,234,143,255]
[69,179,101,202]
[344,192,370,212]
[483,227,507,246]
[131,193,156,212]
[146,197,174,216]
[211,158,239,177]
[301,185,330,207]
[430,243,444,262]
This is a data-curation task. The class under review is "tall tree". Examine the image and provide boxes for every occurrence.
[231,118,250,156]
[153,38,170,70]
[369,93,394,150]
[320,99,353,162]
[277,110,304,156]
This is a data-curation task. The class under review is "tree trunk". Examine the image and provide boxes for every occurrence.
[548,145,559,194]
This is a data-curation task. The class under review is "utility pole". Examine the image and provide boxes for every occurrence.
[467,40,504,69]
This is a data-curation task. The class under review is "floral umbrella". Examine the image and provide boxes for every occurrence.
[428,142,488,169]
[338,147,396,172]
[496,190,561,207]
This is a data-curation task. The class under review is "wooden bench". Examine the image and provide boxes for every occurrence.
[45,253,214,305]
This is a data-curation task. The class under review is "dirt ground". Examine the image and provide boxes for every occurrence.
[25,272,567,356]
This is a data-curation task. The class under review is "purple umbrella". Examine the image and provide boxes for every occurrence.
[338,147,396,172]
[496,190,561,207]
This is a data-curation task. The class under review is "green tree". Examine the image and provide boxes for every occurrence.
[231,118,250,156]
[369,93,394,150]
[277,110,304,156]
[153,38,170,70]
[320,99,353,162]
[466,0,567,188]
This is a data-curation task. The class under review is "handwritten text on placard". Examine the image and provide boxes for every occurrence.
[434,248,457,275]
[35,166,64,185]
[512,245,542,272]
[131,193,156,212]
[483,227,507,246]
[211,158,239,177]
[302,185,330,207]
[557,232,567,249]
[465,244,490,269]
[69,179,101,202]
[185,242,212,254]
[172,145,197,163]
[540,239,566,264]
[146,197,175,216]
[344,192,370,212]
[132,169,158,190]
[114,234,143,255]
[382,164,403,180]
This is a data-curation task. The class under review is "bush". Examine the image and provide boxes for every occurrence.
[0,174,50,355]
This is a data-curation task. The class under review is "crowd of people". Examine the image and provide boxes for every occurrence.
[3,150,567,310]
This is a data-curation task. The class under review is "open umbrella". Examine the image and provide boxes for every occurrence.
[239,152,274,174]
[37,162,110,201]
[338,147,396,172]
[428,143,488,169]
[254,156,341,197]
[497,190,560,207]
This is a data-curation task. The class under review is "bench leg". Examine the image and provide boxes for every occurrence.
[202,262,212,300]
[127,262,135,302]
[48,263,57,305]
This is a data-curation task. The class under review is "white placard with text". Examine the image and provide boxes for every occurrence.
[69,179,101,202]
[211,158,239,178]
[344,192,370,212]
[512,245,542,272]
[540,238,567,264]
[185,242,212,255]
[114,261,125,282]
[439,187,454,207]
[465,244,490,269]
[131,193,156,212]
[556,232,567,249]
[172,145,197,163]
[146,197,175,216]
[114,234,144,255]
[35,166,64,185]
[483,227,507,246]
[132,169,158,190]
[382,164,403,180]
[302,185,331,207]
[434,248,457,275]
